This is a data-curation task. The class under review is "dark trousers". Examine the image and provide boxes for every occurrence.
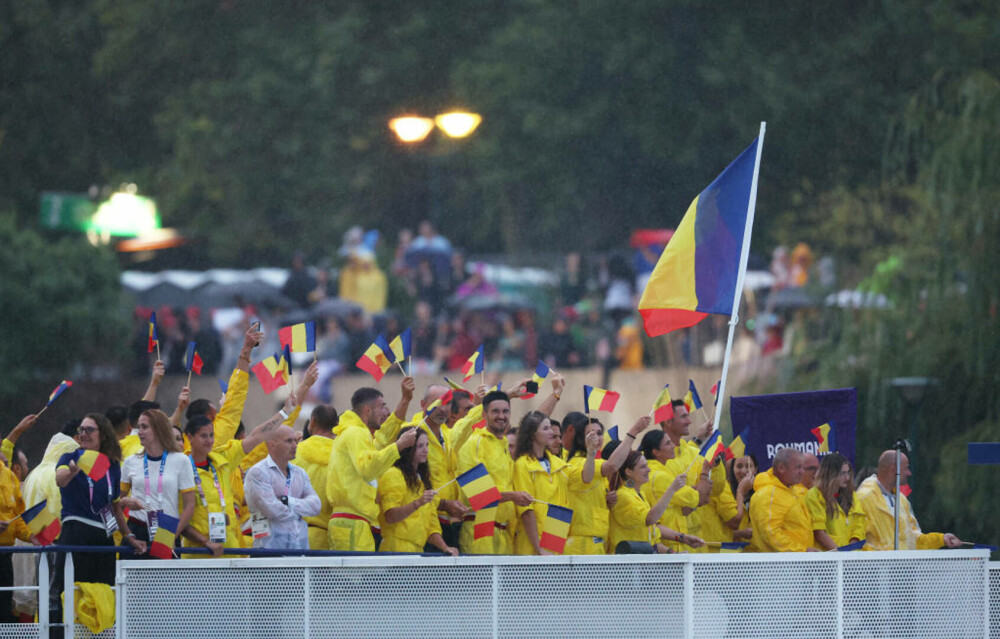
[49,521,115,638]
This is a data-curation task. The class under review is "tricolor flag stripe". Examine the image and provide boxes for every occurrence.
[653,385,674,422]
[461,346,485,382]
[583,385,620,413]
[456,463,502,511]
[47,381,73,407]
[77,450,110,481]
[687,380,704,410]
[279,322,317,353]
[149,512,179,559]
[539,504,573,553]
[389,329,412,362]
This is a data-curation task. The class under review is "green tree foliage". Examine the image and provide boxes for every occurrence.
[0,216,128,410]
[784,70,1000,542]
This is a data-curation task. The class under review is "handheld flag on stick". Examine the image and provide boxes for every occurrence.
[184,342,203,375]
[652,385,674,422]
[39,380,73,417]
[473,501,499,540]
[252,354,289,394]
[20,500,61,546]
[521,361,550,399]
[278,321,316,354]
[462,345,484,383]
[686,380,704,411]
[147,311,159,358]
[456,463,502,510]
[356,335,394,382]
[810,423,836,454]
[608,425,620,441]
[707,541,750,550]
[710,380,720,406]
[76,450,110,482]
[583,385,620,414]
[443,377,465,391]
[280,344,294,392]
[539,504,573,554]
[389,329,412,374]
[725,428,748,461]
[149,512,179,559]
[699,431,726,463]
[835,540,867,552]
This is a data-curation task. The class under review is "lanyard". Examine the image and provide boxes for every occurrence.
[190,455,227,510]
[143,451,168,508]
[283,467,292,499]
[86,472,113,515]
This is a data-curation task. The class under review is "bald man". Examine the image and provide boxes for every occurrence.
[749,448,815,552]
[855,451,962,550]
[244,425,321,550]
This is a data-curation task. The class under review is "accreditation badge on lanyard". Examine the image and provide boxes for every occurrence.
[90,475,117,537]
[144,452,167,538]
[191,456,229,543]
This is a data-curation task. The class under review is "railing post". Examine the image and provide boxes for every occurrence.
[983,558,990,639]
[116,557,126,639]
[835,556,844,639]
[38,552,49,639]
[491,564,499,639]
[302,566,311,639]
[63,552,75,639]
[684,558,694,637]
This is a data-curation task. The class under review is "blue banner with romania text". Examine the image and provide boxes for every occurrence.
[729,388,856,472]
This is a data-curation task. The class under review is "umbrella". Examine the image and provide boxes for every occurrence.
[765,287,820,310]
[198,281,294,309]
[313,297,364,319]
[451,292,533,312]
[824,290,892,310]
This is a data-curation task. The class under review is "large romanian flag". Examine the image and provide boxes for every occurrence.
[638,136,763,336]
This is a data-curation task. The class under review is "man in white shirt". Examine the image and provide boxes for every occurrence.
[245,425,321,550]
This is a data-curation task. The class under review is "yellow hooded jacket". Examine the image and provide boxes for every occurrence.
[855,476,943,551]
[326,411,401,525]
[512,451,568,555]
[292,434,335,547]
[749,468,812,552]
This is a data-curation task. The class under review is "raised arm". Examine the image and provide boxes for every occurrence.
[602,417,649,478]
[535,373,566,417]
[646,474,687,526]
[214,325,263,444]
[141,360,165,402]
[242,394,299,454]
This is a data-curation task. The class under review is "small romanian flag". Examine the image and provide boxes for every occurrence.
[726,428,748,460]
[147,311,159,353]
[77,450,110,482]
[685,379,704,411]
[278,321,316,353]
[456,463,502,511]
[21,500,61,546]
[539,504,573,554]
[47,380,73,407]
[473,500,499,540]
[718,541,750,551]
[252,354,289,394]
[149,511,179,559]
[699,431,726,462]
[184,342,203,375]
[652,385,674,422]
[521,361,550,400]
[810,423,836,454]
[836,540,866,552]
[280,344,292,379]
[710,380,720,405]
[461,346,484,383]
[356,335,394,382]
[583,385,619,414]
[389,328,412,363]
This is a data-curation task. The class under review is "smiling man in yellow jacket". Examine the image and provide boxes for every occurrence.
[326,377,417,551]
[749,448,814,552]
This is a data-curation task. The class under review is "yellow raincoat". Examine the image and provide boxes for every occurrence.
[749,468,812,552]
[457,427,514,555]
[512,451,568,555]
[292,434,335,549]
[855,476,944,550]
[377,467,441,552]
[805,486,866,548]
[565,454,608,554]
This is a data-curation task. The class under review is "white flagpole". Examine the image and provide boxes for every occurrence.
[712,122,767,436]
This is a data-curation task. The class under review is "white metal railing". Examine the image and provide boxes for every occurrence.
[111,550,991,639]
[0,551,993,638]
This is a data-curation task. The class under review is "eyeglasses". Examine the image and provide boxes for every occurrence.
[77,426,99,435]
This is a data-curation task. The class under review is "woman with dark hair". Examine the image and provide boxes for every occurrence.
[512,411,568,555]
[609,450,687,553]
[181,395,297,556]
[120,409,195,558]
[563,412,649,554]
[639,430,705,551]
[378,428,457,555]
[53,414,143,625]
[805,453,866,550]
[725,454,758,543]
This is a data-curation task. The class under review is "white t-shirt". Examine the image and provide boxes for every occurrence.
[121,451,196,522]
